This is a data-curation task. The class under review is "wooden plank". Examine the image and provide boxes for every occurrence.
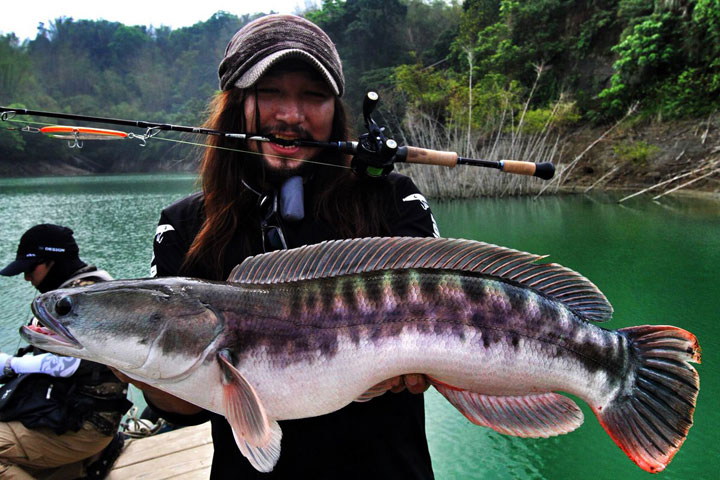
[172,466,214,480]
[107,444,213,479]
[112,423,212,468]
[107,422,213,479]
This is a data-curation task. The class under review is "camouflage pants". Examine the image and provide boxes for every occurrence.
[0,420,112,479]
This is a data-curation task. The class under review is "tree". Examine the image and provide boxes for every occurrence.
[0,35,32,103]
[598,0,720,118]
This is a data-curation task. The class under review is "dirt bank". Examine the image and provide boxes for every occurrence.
[560,113,720,195]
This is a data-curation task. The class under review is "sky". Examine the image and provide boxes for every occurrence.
[0,1,319,41]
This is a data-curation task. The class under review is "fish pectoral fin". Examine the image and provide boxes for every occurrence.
[231,420,283,473]
[218,350,282,472]
[430,378,583,438]
[354,378,396,402]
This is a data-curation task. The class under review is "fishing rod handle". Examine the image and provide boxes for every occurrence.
[395,146,459,167]
[501,160,555,180]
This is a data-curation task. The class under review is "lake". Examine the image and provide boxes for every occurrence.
[1,174,717,479]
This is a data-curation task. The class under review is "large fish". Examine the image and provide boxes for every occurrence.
[21,237,700,473]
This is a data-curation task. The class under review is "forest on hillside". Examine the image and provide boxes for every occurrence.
[0,0,718,177]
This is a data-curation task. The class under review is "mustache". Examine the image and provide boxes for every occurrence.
[258,123,314,142]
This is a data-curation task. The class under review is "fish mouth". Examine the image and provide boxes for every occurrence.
[21,297,82,349]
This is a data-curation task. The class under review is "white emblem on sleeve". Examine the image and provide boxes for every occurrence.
[402,193,440,237]
[155,224,175,244]
[402,193,429,210]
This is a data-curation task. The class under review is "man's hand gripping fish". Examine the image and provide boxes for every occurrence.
[21,237,701,473]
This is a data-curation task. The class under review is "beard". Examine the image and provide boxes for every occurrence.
[264,160,315,184]
[241,144,318,189]
[247,122,320,187]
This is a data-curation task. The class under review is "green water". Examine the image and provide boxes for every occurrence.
[1,174,718,479]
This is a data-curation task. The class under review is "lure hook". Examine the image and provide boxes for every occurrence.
[68,129,83,149]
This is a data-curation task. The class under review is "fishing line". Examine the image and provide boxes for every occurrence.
[150,136,352,170]
[1,99,556,180]
[3,117,59,129]
[2,117,352,170]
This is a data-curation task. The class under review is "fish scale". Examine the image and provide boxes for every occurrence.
[23,236,700,474]
[126,270,625,409]
[246,269,622,379]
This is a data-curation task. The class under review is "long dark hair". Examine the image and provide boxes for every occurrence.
[183,89,393,279]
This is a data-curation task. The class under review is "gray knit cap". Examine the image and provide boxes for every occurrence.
[218,14,344,96]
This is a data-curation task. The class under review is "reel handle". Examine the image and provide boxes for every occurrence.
[363,92,380,128]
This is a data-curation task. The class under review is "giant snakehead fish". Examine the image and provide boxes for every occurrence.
[22,236,701,473]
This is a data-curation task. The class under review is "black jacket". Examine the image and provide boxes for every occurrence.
[150,173,437,479]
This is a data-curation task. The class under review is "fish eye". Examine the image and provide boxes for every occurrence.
[55,296,73,316]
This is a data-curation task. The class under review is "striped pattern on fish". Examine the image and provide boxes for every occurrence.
[22,237,700,475]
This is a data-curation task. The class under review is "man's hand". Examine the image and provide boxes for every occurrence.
[0,352,17,383]
[389,374,429,394]
[110,367,203,415]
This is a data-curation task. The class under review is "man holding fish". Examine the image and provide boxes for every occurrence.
[126,13,440,480]
[20,12,700,480]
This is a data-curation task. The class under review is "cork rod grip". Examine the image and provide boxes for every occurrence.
[404,146,458,167]
[501,160,538,176]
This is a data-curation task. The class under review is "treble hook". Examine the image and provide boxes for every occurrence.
[68,129,83,149]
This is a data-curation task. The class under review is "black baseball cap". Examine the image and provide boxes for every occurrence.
[0,224,80,276]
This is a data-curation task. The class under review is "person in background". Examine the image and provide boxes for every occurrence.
[121,13,439,480]
[0,224,131,480]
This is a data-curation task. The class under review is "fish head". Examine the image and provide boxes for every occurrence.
[22,278,225,381]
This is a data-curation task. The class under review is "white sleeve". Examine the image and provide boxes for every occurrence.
[10,353,81,377]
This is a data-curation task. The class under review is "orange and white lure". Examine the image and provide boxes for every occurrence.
[39,126,129,148]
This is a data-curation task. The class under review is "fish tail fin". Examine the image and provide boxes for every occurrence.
[596,325,701,473]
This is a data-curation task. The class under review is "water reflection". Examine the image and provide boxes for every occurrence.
[430,193,719,480]
[0,174,198,353]
[0,176,717,479]
[427,388,548,479]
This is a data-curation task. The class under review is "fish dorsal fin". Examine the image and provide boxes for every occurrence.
[430,377,584,438]
[228,237,612,322]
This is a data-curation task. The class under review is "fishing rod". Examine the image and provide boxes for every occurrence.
[0,93,555,180]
